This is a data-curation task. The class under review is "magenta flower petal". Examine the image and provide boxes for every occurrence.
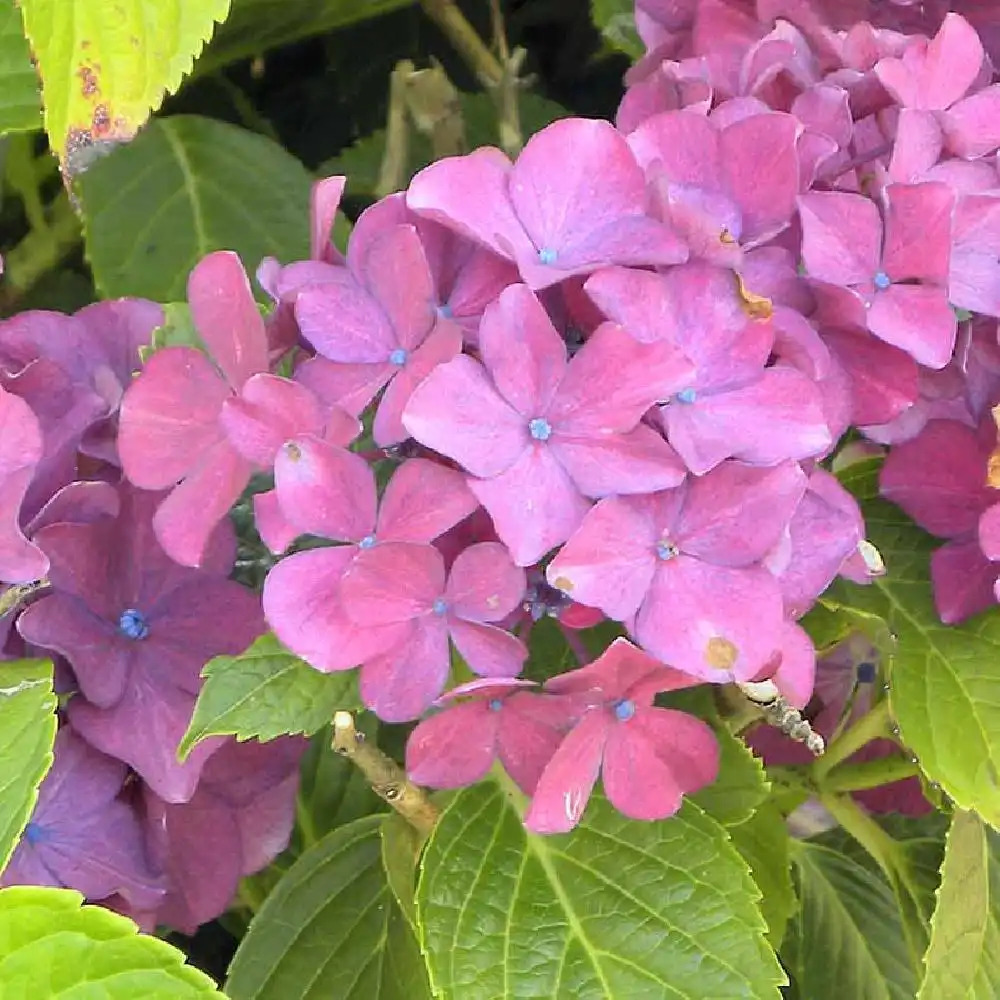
[310,175,347,262]
[406,700,499,788]
[153,440,251,568]
[798,191,881,286]
[273,436,375,541]
[867,284,957,370]
[263,547,409,671]
[372,320,462,447]
[676,460,807,566]
[550,425,687,497]
[449,619,527,678]
[636,557,784,682]
[341,541,443,626]
[469,445,591,567]
[549,322,694,434]
[188,252,268,390]
[360,616,450,721]
[882,183,954,285]
[768,621,816,709]
[546,495,658,621]
[497,692,576,795]
[252,488,300,554]
[294,356,393,418]
[403,355,527,478]
[583,267,677,345]
[220,374,324,466]
[446,541,525,621]
[544,636,684,700]
[0,468,47,584]
[478,285,567,417]
[931,538,997,624]
[546,215,687,275]
[602,707,719,820]
[376,458,477,544]
[294,279,397,362]
[118,347,229,490]
[979,502,1000,560]
[941,85,1000,158]
[524,710,609,834]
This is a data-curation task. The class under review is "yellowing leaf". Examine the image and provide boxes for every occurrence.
[18,0,232,176]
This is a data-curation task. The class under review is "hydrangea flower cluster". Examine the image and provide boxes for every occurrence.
[0,295,302,933]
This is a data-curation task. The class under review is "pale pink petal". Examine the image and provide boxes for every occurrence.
[360,616,450,722]
[294,279,396,362]
[867,284,957,370]
[406,701,500,788]
[188,252,268,390]
[524,710,609,834]
[310,176,347,263]
[403,355,527,478]
[889,110,943,183]
[376,458,478,544]
[469,445,591,567]
[273,436,375,541]
[118,347,229,490]
[449,619,527,677]
[478,284,566,416]
[603,707,719,820]
[768,621,816,708]
[252,488,300,554]
[294,355,393,419]
[942,86,1000,158]
[446,541,525,621]
[798,191,881,286]
[583,267,679,345]
[262,547,409,670]
[153,441,251,568]
[340,541,443,626]
[545,494,659,621]
[627,109,722,188]
[882,182,954,285]
[979,502,1000,560]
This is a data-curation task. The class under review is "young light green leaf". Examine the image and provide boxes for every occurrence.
[0,0,41,133]
[19,0,231,175]
[918,810,1000,999]
[783,838,916,1000]
[79,115,311,301]
[225,815,430,1000]
[0,659,57,872]
[833,460,1000,830]
[417,776,785,999]
[729,802,796,949]
[590,0,644,60]
[0,885,224,995]
[178,633,362,759]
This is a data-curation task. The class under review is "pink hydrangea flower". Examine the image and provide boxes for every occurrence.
[525,638,719,832]
[403,283,692,565]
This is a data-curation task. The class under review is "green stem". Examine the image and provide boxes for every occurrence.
[820,792,900,882]
[0,191,81,309]
[812,698,892,781]
[419,0,504,86]
[823,754,919,794]
[295,791,318,849]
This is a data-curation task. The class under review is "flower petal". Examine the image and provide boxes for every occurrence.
[406,701,499,788]
[446,541,525,621]
[449,619,527,677]
[376,458,478,544]
[341,541,444,626]
[798,191,881,287]
[867,284,957,370]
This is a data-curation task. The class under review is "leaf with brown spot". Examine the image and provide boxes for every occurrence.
[18,0,232,177]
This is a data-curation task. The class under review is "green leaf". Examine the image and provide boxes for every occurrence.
[590,0,644,60]
[178,633,362,759]
[417,775,785,999]
[0,659,57,872]
[783,838,916,1000]
[833,459,1000,829]
[0,885,224,995]
[225,816,430,1000]
[729,802,796,949]
[918,810,1000,999]
[79,114,312,301]
[18,0,231,174]
[137,302,206,364]
[381,811,422,929]
[197,0,415,76]
[523,615,578,683]
[0,0,41,134]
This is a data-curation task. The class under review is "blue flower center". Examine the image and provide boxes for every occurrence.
[24,821,46,846]
[118,608,150,640]
[873,271,891,291]
[389,348,408,366]
[614,699,636,721]
[359,535,376,549]
[857,661,877,684]
[675,387,698,404]
[528,417,552,441]
[657,540,679,561]
[488,698,503,712]
[432,597,448,615]
[538,248,558,266]
[437,303,454,319]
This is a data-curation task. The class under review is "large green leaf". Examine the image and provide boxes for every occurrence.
[833,460,1000,829]
[0,659,57,871]
[918,810,1000,999]
[178,633,361,759]
[0,0,41,134]
[417,776,785,999]
[225,816,430,1000]
[79,114,311,301]
[783,838,917,1000]
[197,0,414,75]
[19,0,230,173]
[0,885,224,995]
